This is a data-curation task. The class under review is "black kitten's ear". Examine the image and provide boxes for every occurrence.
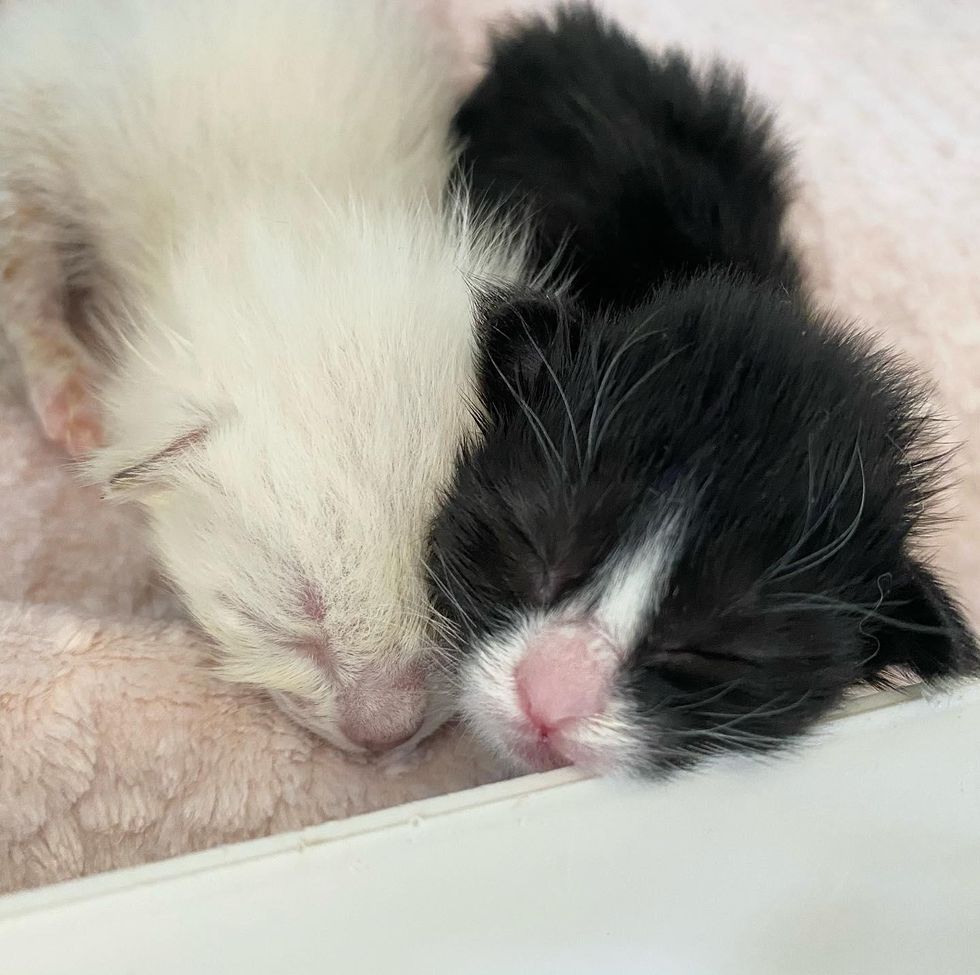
[476,291,573,421]
[868,557,980,682]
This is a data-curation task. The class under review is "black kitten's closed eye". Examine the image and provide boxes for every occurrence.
[644,639,760,684]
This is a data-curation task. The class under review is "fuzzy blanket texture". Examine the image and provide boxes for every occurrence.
[1,0,977,895]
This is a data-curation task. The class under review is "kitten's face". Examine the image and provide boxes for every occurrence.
[428,280,976,776]
[144,469,451,756]
[101,420,452,757]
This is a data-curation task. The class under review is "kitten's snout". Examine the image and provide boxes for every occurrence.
[340,707,423,752]
[337,664,427,753]
[515,623,617,735]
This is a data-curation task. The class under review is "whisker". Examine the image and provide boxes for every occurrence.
[584,318,666,468]
[428,551,486,642]
[516,311,584,475]
[490,358,566,478]
[765,597,954,636]
[590,347,688,467]
[694,689,815,726]
[424,574,465,634]
[764,436,863,581]
[658,676,750,712]
[768,443,867,584]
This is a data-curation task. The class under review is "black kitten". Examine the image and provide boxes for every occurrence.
[428,4,978,777]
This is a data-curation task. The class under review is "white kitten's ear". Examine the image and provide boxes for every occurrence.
[102,425,210,502]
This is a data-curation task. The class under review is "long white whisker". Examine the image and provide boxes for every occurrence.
[490,358,567,478]
[515,310,584,474]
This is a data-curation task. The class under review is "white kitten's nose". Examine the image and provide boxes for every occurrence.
[337,665,427,753]
[340,708,424,752]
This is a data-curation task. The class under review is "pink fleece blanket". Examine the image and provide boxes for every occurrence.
[2,0,977,895]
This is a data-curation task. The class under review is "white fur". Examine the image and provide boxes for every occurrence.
[0,0,529,751]
[594,520,684,648]
[459,516,686,774]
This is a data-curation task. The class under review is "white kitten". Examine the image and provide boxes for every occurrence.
[0,0,527,753]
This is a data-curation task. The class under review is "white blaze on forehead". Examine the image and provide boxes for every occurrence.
[593,513,685,647]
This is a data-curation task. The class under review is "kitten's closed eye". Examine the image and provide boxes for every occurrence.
[646,641,757,680]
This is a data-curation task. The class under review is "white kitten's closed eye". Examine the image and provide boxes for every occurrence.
[101,425,212,501]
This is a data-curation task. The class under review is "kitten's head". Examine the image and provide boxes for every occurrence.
[87,196,529,756]
[429,275,978,776]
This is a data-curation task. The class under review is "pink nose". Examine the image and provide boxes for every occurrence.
[340,711,423,752]
[337,667,427,753]
[515,623,617,734]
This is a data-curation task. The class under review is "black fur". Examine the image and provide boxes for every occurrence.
[453,4,801,307]
[429,5,979,776]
